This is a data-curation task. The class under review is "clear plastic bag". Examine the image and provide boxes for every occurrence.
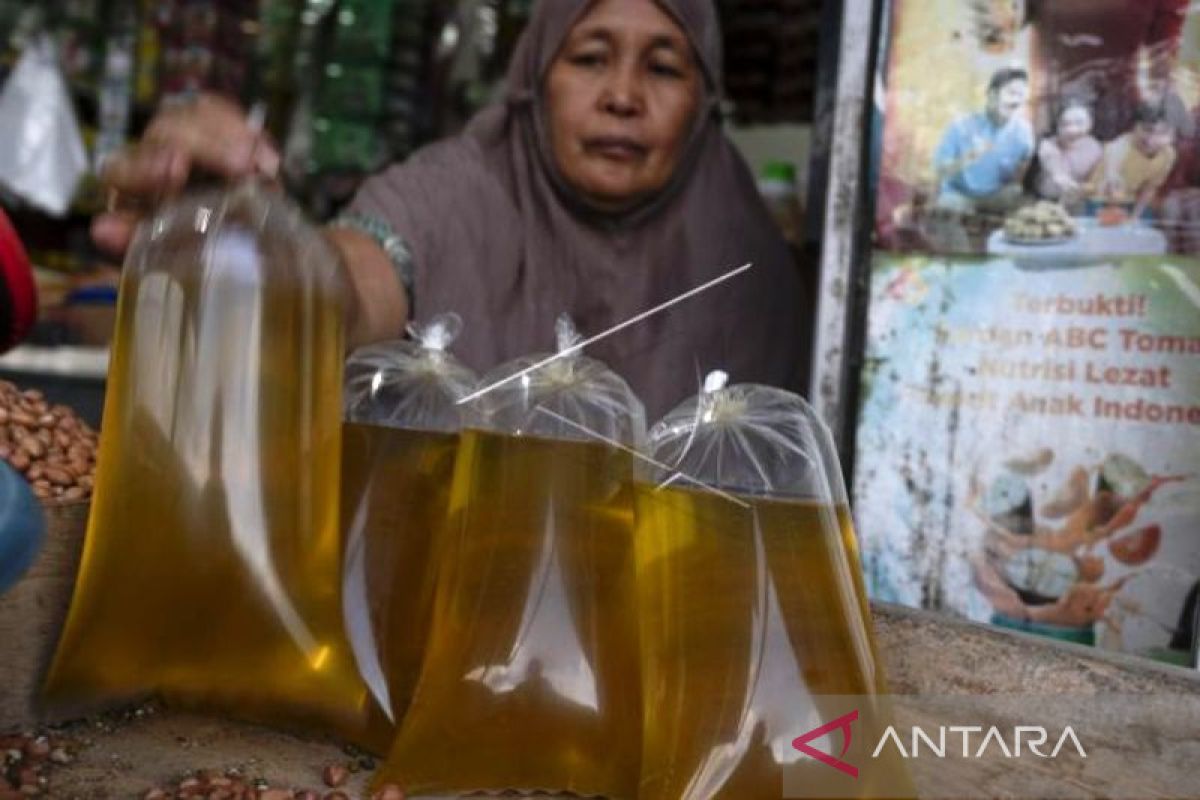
[635,372,905,799]
[343,313,476,431]
[0,34,88,216]
[339,314,475,748]
[378,315,645,797]
[44,182,372,740]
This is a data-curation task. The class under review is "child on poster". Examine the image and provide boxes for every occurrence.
[1095,103,1177,222]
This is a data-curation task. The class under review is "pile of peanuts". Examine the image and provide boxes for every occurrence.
[0,731,76,798]
[139,767,406,800]
[0,380,98,502]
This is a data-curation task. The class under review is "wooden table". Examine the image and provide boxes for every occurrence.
[4,504,1198,798]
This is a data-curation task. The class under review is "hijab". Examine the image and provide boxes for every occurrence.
[349,0,809,421]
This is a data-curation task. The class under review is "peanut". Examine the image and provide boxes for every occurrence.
[19,436,44,459]
[0,380,97,503]
[9,410,35,427]
[43,468,73,487]
[321,764,349,789]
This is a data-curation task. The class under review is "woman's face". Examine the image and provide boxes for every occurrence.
[1057,106,1092,143]
[545,0,702,211]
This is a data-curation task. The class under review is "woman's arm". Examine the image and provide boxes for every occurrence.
[1038,138,1067,179]
[92,93,410,350]
[324,227,410,350]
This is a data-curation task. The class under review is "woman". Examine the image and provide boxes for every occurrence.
[1034,98,1102,208]
[92,0,808,420]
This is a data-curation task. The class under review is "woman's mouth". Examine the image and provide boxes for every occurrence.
[584,136,648,162]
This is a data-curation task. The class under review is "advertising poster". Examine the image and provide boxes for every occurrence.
[854,255,1199,663]
[855,2,1200,664]
[874,0,1200,258]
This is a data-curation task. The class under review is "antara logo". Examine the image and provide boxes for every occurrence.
[792,710,1087,776]
[792,710,860,778]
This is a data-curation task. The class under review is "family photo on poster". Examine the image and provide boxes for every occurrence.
[875,0,1200,259]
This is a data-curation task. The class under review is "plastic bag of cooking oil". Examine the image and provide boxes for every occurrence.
[44,181,373,741]
[376,314,645,798]
[635,371,911,800]
[340,313,475,749]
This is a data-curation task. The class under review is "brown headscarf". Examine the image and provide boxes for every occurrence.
[349,0,809,421]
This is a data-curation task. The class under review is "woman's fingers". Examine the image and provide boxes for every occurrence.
[102,94,280,200]
[143,94,280,179]
[91,211,141,258]
[101,140,190,201]
[93,93,282,257]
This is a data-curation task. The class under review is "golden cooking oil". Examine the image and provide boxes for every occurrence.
[44,265,370,740]
[635,483,895,800]
[377,428,641,798]
[338,422,458,745]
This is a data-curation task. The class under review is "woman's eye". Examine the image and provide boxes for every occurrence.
[649,61,684,79]
[569,52,607,68]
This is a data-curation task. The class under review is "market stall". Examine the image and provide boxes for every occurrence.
[2,0,1199,798]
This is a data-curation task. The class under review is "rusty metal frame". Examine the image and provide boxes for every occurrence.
[809,0,883,465]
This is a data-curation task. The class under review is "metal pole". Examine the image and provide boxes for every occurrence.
[809,0,880,462]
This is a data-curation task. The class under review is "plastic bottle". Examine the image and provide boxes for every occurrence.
[757,160,805,245]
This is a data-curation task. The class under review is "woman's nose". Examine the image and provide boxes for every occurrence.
[601,65,643,117]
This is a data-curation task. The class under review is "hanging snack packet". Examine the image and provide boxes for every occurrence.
[376,315,645,798]
[44,182,371,740]
[635,372,909,799]
[340,313,476,748]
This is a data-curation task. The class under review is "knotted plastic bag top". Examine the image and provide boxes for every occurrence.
[642,370,845,502]
[468,314,646,447]
[633,372,908,800]
[375,315,646,797]
[339,311,475,742]
[344,312,477,432]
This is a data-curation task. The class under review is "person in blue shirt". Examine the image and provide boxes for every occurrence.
[934,67,1034,214]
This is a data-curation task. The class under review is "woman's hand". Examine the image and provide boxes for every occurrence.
[1056,174,1079,194]
[93,93,408,350]
[1098,174,1124,202]
[91,94,281,258]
